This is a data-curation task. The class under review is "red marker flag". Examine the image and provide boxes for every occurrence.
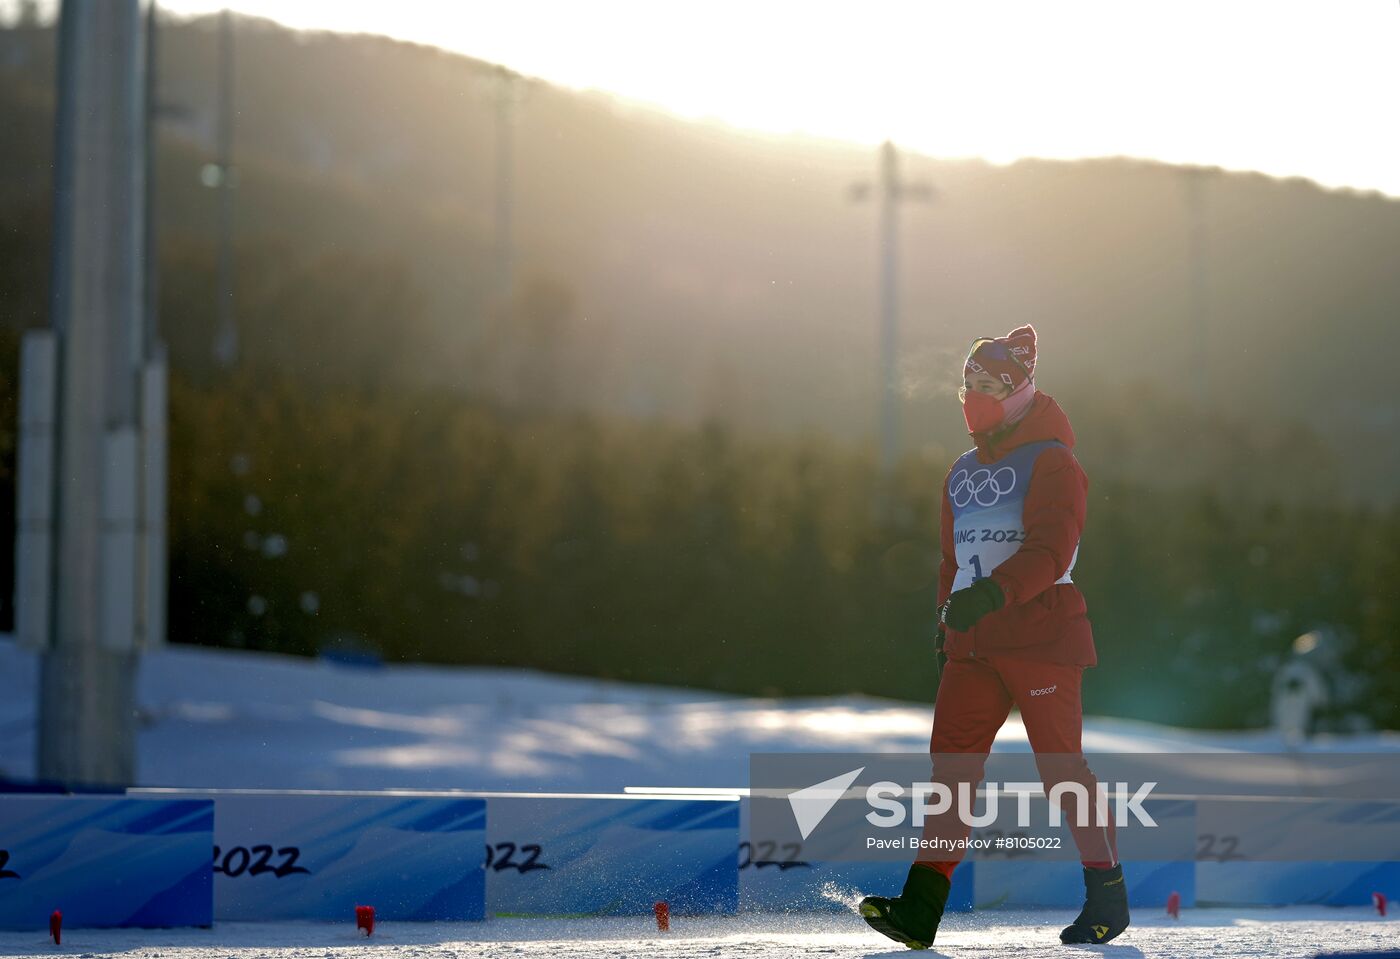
[356,904,375,936]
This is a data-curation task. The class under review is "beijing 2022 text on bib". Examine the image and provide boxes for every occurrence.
[948,440,1078,594]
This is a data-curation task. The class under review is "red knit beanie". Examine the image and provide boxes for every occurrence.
[964,325,1038,387]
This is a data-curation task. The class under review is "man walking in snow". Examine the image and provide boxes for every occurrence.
[860,325,1130,949]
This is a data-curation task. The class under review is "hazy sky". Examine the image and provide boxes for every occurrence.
[145,1,1400,197]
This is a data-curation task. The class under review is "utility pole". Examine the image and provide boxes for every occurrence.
[142,0,169,655]
[491,66,525,298]
[211,7,237,368]
[850,141,932,477]
[143,0,160,349]
[28,0,149,787]
[1183,169,1210,403]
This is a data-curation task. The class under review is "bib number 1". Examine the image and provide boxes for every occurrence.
[969,555,985,583]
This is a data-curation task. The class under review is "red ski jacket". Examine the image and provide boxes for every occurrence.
[937,391,1097,667]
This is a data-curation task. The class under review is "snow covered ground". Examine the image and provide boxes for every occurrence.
[3,638,1397,792]
[3,638,1397,957]
[0,908,1394,958]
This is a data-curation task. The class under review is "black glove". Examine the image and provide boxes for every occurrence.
[944,578,1005,632]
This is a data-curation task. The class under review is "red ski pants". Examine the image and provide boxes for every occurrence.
[915,654,1117,880]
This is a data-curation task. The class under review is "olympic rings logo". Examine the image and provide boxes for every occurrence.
[950,466,1016,508]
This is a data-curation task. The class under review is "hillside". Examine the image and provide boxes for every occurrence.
[3,13,1399,504]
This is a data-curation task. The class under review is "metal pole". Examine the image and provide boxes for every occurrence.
[1185,169,1209,403]
[494,67,514,297]
[212,7,237,368]
[877,141,900,476]
[38,0,146,787]
[142,0,169,651]
[849,142,930,484]
[143,0,159,352]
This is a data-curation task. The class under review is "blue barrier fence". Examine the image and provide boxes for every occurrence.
[1,789,1395,929]
[0,796,213,930]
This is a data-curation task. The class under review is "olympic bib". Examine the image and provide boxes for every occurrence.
[948,440,1078,594]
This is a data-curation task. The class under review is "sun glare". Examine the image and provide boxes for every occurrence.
[153,0,1400,196]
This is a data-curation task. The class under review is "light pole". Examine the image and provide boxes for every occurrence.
[850,141,932,478]
[491,65,528,298]
[1183,168,1210,403]
[211,7,237,369]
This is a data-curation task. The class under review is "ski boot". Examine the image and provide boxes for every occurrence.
[859,863,951,950]
[1060,863,1131,944]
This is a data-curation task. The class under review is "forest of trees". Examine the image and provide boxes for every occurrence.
[1,324,1395,729]
[0,13,1397,729]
